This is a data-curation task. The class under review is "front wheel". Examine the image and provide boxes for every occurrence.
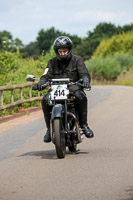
[53,118,66,158]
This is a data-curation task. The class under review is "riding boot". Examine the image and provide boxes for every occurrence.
[78,109,94,138]
[43,117,51,143]
[75,98,94,138]
[44,129,51,143]
[41,96,52,143]
[81,124,94,138]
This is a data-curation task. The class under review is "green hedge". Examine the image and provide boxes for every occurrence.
[85,55,122,80]
[85,31,133,81]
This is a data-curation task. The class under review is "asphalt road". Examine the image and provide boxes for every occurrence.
[0,86,133,200]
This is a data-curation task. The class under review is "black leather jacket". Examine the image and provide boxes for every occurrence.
[40,54,91,91]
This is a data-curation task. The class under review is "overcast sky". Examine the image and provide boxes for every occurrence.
[0,0,133,45]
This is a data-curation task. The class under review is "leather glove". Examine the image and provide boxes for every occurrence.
[79,77,90,89]
[32,80,45,91]
[32,83,38,90]
[82,77,90,88]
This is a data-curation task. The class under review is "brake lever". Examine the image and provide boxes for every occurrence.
[41,82,50,89]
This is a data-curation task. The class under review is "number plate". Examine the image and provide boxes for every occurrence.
[50,84,69,100]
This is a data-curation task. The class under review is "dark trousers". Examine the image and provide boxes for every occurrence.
[41,90,88,130]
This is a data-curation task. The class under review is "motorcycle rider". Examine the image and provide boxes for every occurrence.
[33,36,94,142]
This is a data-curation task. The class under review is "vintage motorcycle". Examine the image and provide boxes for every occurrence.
[26,75,91,159]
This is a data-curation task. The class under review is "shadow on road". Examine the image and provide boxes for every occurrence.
[19,149,89,160]
[19,150,57,160]
[121,187,133,200]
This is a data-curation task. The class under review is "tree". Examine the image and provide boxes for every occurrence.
[0,30,23,51]
[94,31,133,57]
[21,42,40,59]
[36,27,62,54]
[0,31,13,50]
[13,38,24,49]
[36,27,82,55]
[88,22,117,39]
[73,39,99,60]
[74,22,117,60]
[116,23,133,34]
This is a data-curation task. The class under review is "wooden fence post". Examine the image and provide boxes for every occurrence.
[29,86,32,107]
[11,89,14,112]
[0,91,3,107]
[91,72,94,83]
[20,88,23,100]
[0,82,43,111]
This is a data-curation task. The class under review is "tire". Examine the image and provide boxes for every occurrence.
[54,118,66,158]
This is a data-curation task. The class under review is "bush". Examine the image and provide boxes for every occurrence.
[0,47,55,116]
[0,50,21,85]
[85,55,122,80]
[113,52,133,71]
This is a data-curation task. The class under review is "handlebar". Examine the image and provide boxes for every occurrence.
[32,79,91,91]
[41,79,91,90]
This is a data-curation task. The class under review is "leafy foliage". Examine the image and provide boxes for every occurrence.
[74,23,133,60]
[0,51,21,85]
[21,42,40,59]
[85,51,133,80]
[1,23,133,116]
[73,39,99,60]
[94,31,133,57]
[74,22,117,60]
[0,30,23,51]
[0,47,55,116]
[36,27,81,55]
[85,55,122,80]
[0,46,55,86]
[0,31,13,49]
[1,23,133,59]
[113,53,133,70]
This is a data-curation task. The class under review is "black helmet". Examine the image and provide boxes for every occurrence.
[53,36,73,61]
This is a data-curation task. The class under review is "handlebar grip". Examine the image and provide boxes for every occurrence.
[32,84,38,90]
[78,82,91,90]
[41,82,49,89]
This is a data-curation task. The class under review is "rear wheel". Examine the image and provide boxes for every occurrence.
[68,122,77,152]
[54,118,66,158]
[68,142,77,152]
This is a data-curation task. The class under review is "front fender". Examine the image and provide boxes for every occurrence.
[51,104,63,120]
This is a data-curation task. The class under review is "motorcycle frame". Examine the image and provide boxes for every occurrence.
[50,97,82,144]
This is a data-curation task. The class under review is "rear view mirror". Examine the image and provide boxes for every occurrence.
[26,74,35,82]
